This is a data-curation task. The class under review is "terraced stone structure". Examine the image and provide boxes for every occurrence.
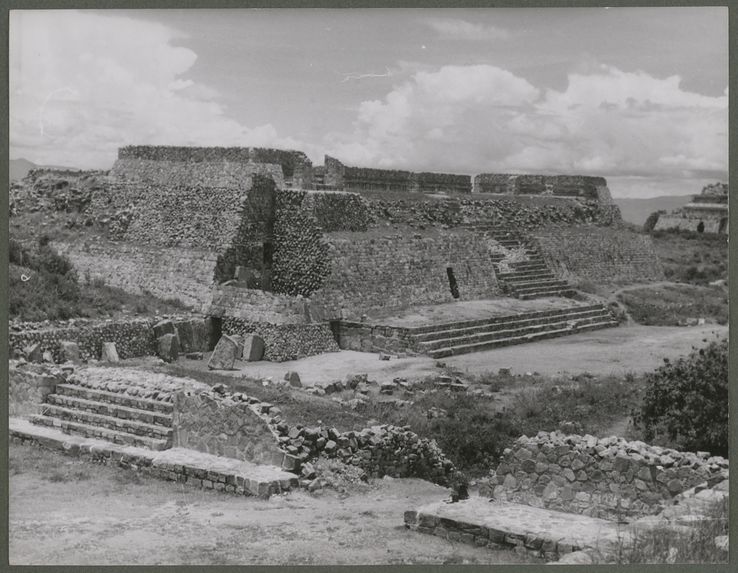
[46,144,664,359]
[653,182,728,234]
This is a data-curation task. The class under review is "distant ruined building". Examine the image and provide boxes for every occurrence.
[653,182,729,234]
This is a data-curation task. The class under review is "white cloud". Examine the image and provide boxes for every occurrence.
[327,63,728,195]
[426,18,510,41]
[9,10,302,168]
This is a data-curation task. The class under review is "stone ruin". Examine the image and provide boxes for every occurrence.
[653,182,729,234]
[11,144,665,364]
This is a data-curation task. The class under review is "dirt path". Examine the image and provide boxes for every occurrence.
[9,443,536,566]
[162,323,727,384]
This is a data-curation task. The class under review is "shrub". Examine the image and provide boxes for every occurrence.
[634,338,728,457]
[642,210,663,233]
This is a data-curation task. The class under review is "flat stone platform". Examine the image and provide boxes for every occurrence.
[404,497,632,560]
[368,297,589,328]
[9,417,298,498]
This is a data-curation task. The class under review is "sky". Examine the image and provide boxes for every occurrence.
[9,7,729,198]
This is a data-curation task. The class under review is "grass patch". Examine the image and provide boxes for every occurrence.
[617,284,728,326]
[9,236,191,321]
[649,231,727,285]
[615,498,728,564]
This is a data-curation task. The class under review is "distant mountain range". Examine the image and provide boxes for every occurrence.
[612,195,694,226]
[10,158,81,181]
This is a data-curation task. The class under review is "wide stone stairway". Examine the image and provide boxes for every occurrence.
[470,224,576,299]
[29,378,174,450]
[409,304,617,359]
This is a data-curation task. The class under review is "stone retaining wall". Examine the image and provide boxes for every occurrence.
[53,239,219,311]
[172,389,285,465]
[330,321,417,355]
[222,318,339,362]
[8,317,210,363]
[9,362,62,417]
[473,173,607,199]
[208,286,309,323]
[481,431,729,521]
[309,229,500,319]
[533,226,664,284]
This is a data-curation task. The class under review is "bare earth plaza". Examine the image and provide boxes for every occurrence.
[6,7,730,567]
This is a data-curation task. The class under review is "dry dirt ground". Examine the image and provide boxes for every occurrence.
[181,323,727,385]
[8,443,537,566]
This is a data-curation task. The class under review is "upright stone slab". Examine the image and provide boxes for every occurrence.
[157,333,180,363]
[230,335,244,360]
[243,334,265,362]
[59,340,81,364]
[175,320,195,352]
[24,343,43,363]
[153,319,176,339]
[100,342,119,363]
[208,335,239,370]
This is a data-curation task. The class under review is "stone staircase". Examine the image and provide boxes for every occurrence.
[29,379,174,451]
[467,224,575,299]
[409,304,618,359]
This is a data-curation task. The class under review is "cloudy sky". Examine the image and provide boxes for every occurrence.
[9,7,728,198]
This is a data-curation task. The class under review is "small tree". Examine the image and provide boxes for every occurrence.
[635,338,728,457]
[643,210,664,233]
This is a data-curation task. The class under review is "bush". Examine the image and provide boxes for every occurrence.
[642,210,663,233]
[634,338,728,457]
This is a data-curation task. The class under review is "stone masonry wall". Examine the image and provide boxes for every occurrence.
[117,145,311,181]
[172,389,285,465]
[208,286,309,324]
[271,190,331,297]
[8,317,210,363]
[533,225,664,284]
[330,321,417,355]
[364,196,621,230]
[222,318,339,362]
[308,229,501,320]
[53,239,219,311]
[473,174,607,199]
[482,431,729,521]
[110,158,283,188]
[9,361,61,417]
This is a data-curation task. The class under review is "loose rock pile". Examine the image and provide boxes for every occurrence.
[480,431,729,521]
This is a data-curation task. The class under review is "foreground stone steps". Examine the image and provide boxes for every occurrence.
[413,307,609,342]
[29,414,171,450]
[426,320,618,358]
[417,315,613,352]
[31,381,176,451]
[518,288,578,300]
[498,271,557,282]
[55,383,174,413]
[505,278,569,290]
[38,404,173,439]
[46,393,173,427]
[10,418,297,498]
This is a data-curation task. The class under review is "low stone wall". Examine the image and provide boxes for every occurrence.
[8,317,210,363]
[53,239,219,311]
[473,173,607,199]
[9,361,62,417]
[533,225,664,284]
[172,389,285,465]
[222,318,339,362]
[653,213,727,234]
[481,431,729,521]
[331,321,417,355]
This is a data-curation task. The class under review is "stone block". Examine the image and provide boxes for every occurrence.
[153,319,176,339]
[100,342,119,362]
[242,334,265,362]
[157,333,179,363]
[208,335,239,370]
[284,371,301,387]
[24,343,43,363]
[59,340,81,363]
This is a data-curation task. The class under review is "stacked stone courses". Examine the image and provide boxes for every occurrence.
[483,431,729,521]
